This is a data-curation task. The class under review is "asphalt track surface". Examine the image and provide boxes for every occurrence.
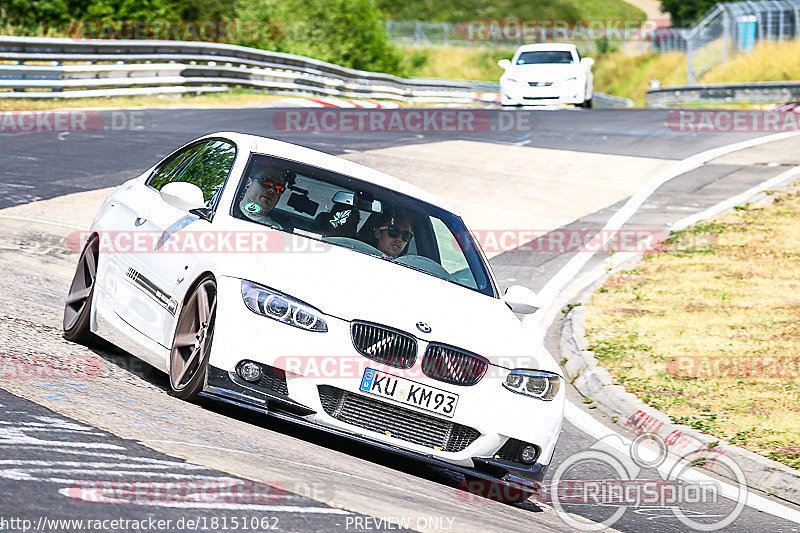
[1,107,799,532]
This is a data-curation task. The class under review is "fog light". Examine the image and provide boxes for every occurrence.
[237,361,263,382]
[519,445,538,465]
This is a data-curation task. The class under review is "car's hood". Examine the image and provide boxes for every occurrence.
[504,64,581,81]
[215,228,556,372]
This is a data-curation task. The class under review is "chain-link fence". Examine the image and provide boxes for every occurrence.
[384,20,642,55]
[650,0,800,83]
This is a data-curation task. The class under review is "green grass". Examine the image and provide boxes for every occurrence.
[585,185,800,471]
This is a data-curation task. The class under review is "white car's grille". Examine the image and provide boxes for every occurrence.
[318,385,480,452]
[528,81,553,87]
[422,344,489,386]
[351,322,417,369]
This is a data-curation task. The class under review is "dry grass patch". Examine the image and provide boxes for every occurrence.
[703,39,800,83]
[585,187,800,470]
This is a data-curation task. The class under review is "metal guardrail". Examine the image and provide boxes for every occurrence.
[0,36,634,108]
[646,81,800,107]
[593,93,635,108]
[0,36,496,102]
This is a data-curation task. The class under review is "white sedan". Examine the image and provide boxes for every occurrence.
[63,132,565,499]
[499,43,594,108]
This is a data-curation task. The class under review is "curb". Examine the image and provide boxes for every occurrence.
[557,170,800,506]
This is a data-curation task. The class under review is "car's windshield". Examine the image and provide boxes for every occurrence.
[231,154,497,297]
[516,50,574,65]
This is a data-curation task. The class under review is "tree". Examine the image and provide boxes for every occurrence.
[660,0,717,26]
[83,0,179,20]
[235,0,405,75]
[0,0,91,31]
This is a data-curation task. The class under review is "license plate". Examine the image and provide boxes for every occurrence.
[359,368,459,418]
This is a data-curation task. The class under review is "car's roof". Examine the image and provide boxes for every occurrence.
[514,43,578,53]
[202,132,456,212]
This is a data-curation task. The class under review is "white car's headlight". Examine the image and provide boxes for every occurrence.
[566,76,578,81]
[241,280,328,332]
[504,78,519,83]
[503,369,560,400]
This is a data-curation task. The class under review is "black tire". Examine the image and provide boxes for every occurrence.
[462,475,535,503]
[169,276,217,401]
[583,97,593,109]
[63,234,99,344]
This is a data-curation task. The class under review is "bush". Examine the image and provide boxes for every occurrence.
[234,0,406,75]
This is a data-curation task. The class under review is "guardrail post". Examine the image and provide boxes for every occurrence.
[687,38,695,84]
[722,11,730,63]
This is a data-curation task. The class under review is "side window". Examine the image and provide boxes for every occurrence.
[430,216,478,289]
[148,143,205,192]
[176,140,237,208]
[148,140,237,209]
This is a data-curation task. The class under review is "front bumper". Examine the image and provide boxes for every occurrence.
[501,81,584,105]
[202,365,549,491]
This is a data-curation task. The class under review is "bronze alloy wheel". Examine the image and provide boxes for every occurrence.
[63,234,99,343]
[170,277,217,400]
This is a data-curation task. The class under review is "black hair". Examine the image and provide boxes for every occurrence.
[376,206,412,229]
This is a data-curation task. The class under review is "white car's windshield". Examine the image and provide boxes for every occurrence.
[231,154,497,297]
[516,51,574,64]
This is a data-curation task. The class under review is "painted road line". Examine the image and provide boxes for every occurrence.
[0,214,88,230]
[529,130,800,331]
[548,152,800,521]
[671,165,800,232]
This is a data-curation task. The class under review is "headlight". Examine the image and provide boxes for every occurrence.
[566,76,578,81]
[503,369,560,400]
[504,78,519,83]
[241,280,328,332]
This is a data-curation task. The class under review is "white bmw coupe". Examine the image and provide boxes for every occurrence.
[63,132,565,497]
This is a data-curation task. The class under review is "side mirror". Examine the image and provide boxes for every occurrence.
[503,285,540,314]
[160,182,206,212]
[498,59,511,69]
[581,57,595,68]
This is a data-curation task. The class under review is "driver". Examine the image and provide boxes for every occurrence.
[239,168,293,229]
[373,209,413,258]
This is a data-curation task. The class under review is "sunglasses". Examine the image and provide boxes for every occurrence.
[378,225,413,242]
[255,178,286,194]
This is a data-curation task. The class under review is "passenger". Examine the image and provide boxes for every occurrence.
[372,209,413,258]
[239,168,293,229]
